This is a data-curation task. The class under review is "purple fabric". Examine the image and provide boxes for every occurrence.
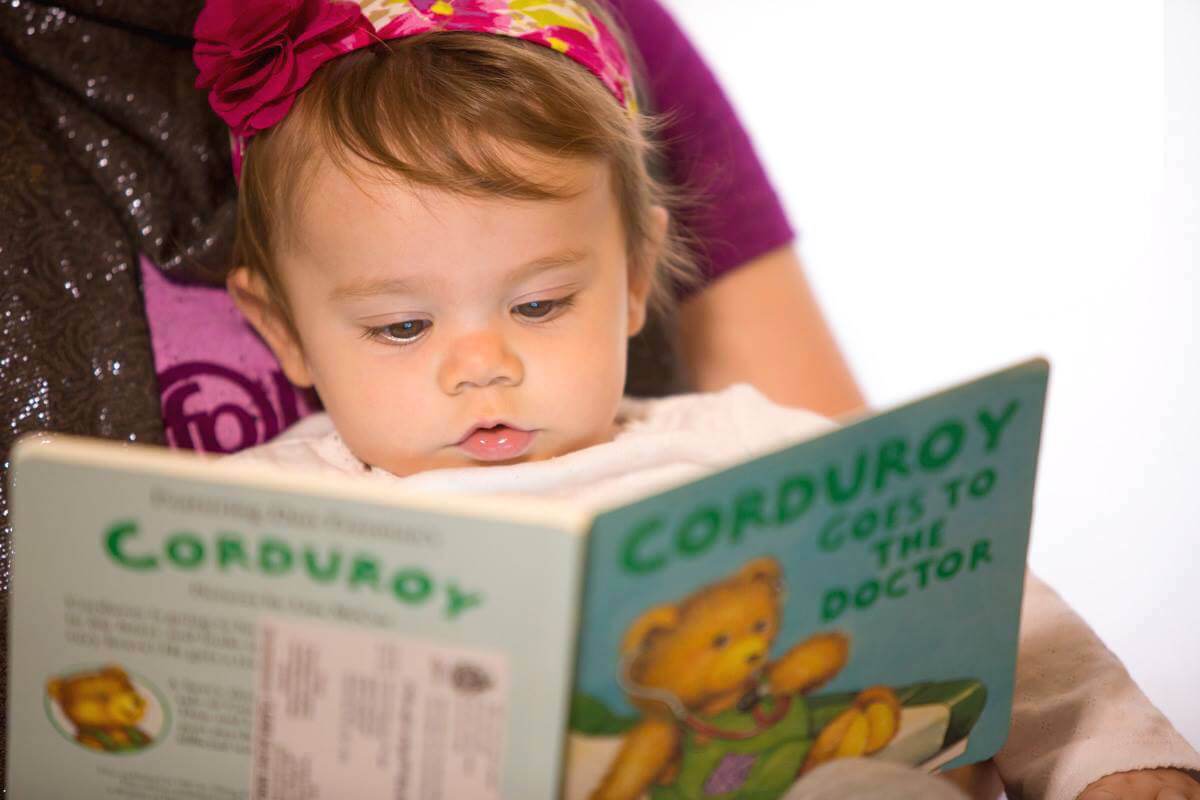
[142,258,319,453]
[142,0,796,454]
[607,0,796,289]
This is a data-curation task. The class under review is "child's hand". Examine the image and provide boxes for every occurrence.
[1078,768,1200,800]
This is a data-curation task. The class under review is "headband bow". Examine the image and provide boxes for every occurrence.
[194,0,637,179]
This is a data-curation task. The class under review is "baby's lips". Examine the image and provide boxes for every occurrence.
[454,419,528,445]
[457,425,536,461]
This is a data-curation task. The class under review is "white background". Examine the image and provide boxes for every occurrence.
[661,0,1199,747]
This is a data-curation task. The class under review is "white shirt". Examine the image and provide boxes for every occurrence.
[229,383,834,510]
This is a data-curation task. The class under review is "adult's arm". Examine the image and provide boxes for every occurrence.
[996,573,1200,800]
[677,245,865,417]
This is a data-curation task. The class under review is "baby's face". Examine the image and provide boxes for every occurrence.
[237,155,655,476]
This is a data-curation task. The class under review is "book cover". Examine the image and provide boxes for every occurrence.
[6,358,1049,800]
[566,359,1048,799]
[7,446,589,799]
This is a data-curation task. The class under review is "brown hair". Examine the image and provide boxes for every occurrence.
[232,20,699,323]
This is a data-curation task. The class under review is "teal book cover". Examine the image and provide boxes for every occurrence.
[565,359,1049,800]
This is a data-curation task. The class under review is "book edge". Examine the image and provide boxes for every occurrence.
[9,434,594,536]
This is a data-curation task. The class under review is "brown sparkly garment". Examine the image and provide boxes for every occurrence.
[0,0,685,783]
[0,1,221,783]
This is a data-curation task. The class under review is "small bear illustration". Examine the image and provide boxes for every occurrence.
[46,665,154,752]
[591,557,900,800]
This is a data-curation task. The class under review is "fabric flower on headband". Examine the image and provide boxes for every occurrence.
[194,0,375,139]
[194,0,637,177]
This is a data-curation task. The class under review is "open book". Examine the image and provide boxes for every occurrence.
[6,358,1048,800]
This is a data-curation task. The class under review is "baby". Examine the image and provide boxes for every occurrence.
[198,0,1200,798]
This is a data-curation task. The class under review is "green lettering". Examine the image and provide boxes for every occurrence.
[392,570,433,604]
[826,451,867,505]
[104,521,157,571]
[853,579,879,610]
[620,518,667,575]
[259,538,294,576]
[872,538,893,568]
[885,569,908,598]
[304,549,342,582]
[349,557,382,590]
[942,477,964,508]
[874,438,911,491]
[445,583,482,619]
[970,539,993,570]
[936,550,964,580]
[851,509,878,541]
[818,513,847,553]
[912,558,934,588]
[908,490,926,521]
[930,518,945,548]
[919,421,965,471]
[821,589,848,622]
[217,536,249,570]
[166,533,205,569]
[675,507,721,557]
[978,400,1020,452]
[969,468,997,498]
[884,498,903,529]
[731,490,767,541]
[777,475,816,524]
[900,528,924,559]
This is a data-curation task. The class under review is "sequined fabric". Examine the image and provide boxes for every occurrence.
[0,0,231,784]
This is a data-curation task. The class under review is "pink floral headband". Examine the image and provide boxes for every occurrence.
[194,0,637,179]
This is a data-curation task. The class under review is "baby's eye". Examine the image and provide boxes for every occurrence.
[366,319,431,344]
[753,619,769,634]
[711,633,729,650]
[513,295,575,321]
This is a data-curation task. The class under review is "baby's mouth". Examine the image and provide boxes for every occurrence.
[456,424,537,462]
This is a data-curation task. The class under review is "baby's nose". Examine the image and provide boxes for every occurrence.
[438,330,524,394]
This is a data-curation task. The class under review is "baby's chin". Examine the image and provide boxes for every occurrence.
[372,446,565,477]
[363,423,621,477]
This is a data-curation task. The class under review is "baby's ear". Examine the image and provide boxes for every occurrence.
[226,267,314,388]
[626,206,669,338]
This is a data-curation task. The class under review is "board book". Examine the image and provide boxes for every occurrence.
[6,358,1049,799]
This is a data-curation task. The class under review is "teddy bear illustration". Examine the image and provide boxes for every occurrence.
[46,665,154,752]
[590,557,901,800]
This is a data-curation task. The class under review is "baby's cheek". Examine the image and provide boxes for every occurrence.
[541,352,623,431]
[551,317,626,388]
[319,363,431,459]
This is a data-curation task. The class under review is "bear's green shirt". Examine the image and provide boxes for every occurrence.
[651,695,814,800]
[77,725,151,752]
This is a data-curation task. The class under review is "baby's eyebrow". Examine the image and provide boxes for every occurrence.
[329,275,425,302]
[328,273,422,302]
[511,249,589,281]
[328,249,588,302]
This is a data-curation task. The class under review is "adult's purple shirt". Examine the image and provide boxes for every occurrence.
[607,0,796,290]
